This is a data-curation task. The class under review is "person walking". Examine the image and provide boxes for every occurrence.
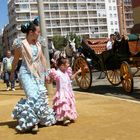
[10,17,56,133]
[46,57,81,126]
[1,50,15,91]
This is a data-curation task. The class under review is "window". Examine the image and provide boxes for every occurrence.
[115,21,117,25]
[19,4,29,9]
[109,6,112,10]
[110,21,113,25]
[113,6,116,10]
[114,13,117,17]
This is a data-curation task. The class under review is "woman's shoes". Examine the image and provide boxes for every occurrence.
[15,125,26,133]
[31,125,39,133]
[15,125,39,133]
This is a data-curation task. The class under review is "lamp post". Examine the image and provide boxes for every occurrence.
[37,0,53,94]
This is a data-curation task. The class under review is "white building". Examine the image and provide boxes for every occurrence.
[105,0,119,35]
[7,0,120,46]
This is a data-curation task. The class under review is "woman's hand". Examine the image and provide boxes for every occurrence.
[77,68,82,74]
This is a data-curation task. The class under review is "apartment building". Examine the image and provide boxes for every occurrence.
[131,0,140,24]
[7,0,121,47]
[117,0,134,35]
[130,0,140,34]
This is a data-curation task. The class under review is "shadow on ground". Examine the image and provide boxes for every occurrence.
[74,84,140,101]
[0,120,17,129]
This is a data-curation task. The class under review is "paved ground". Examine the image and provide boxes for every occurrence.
[74,69,140,101]
[1,80,140,140]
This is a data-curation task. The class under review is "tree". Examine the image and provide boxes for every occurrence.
[52,35,66,50]
[65,32,82,48]
[52,32,82,50]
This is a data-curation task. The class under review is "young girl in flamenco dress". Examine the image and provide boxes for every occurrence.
[46,57,81,125]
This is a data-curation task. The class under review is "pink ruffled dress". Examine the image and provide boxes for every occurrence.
[49,67,77,121]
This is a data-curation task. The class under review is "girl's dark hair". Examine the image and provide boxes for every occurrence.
[21,17,39,34]
[57,57,68,67]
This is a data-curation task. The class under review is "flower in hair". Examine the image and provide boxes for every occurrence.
[33,16,39,25]
[21,22,30,32]
[24,22,30,29]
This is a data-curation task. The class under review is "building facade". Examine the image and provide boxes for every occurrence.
[7,0,121,47]
[117,0,134,35]
[130,0,140,33]
[2,25,10,55]
[131,0,140,24]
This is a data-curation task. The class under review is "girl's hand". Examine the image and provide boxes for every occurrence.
[45,76,51,84]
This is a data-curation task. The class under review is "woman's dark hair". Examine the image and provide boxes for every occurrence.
[21,17,39,34]
[57,57,68,67]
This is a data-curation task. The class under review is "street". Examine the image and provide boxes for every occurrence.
[74,69,140,102]
[1,78,140,140]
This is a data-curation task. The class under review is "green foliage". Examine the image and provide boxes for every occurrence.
[52,35,66,50]
[52,32,82,50]
[65,32,82,48]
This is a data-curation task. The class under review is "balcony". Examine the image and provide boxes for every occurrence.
[15,0,29,3]
[16,17,30,21]
[15,8,30,12]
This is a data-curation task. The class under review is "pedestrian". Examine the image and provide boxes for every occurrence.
[10,17,56,133]
[46,57,81,126]
[0,50,15,91]
[15,57,22,89]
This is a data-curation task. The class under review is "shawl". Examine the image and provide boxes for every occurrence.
[21,39,45,79]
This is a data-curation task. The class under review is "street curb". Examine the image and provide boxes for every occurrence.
[75,90,140,104]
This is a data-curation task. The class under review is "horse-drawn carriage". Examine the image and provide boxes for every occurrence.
[73,35,140,93]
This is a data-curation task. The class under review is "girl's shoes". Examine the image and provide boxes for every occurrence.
[63,119,71,126]
[70,120,75,123]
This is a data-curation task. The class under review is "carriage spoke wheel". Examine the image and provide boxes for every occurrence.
[73,56,92,90]
[120,61,133,93]
[106,69,121,86]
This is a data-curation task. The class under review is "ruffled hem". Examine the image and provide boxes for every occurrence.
[12,94,56,131]
[54,107,77,121]
[53,98,77,121]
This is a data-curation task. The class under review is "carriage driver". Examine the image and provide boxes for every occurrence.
[102,32,130,65]
[113,32,131,57]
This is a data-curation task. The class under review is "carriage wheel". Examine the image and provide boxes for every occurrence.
[106,69,121,86]
[120,61,133,93]
[73,56,92,90]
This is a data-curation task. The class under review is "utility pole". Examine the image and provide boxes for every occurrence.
[37,0,53,94]
[121,0,127,36]
[118,0,127,36]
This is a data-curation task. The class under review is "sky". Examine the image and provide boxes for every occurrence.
[0,0,9,31]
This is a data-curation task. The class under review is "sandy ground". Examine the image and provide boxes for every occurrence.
[1,80,140,140]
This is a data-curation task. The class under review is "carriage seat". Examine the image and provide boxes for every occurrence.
[128,40,140,57]
[84,38,108,54]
